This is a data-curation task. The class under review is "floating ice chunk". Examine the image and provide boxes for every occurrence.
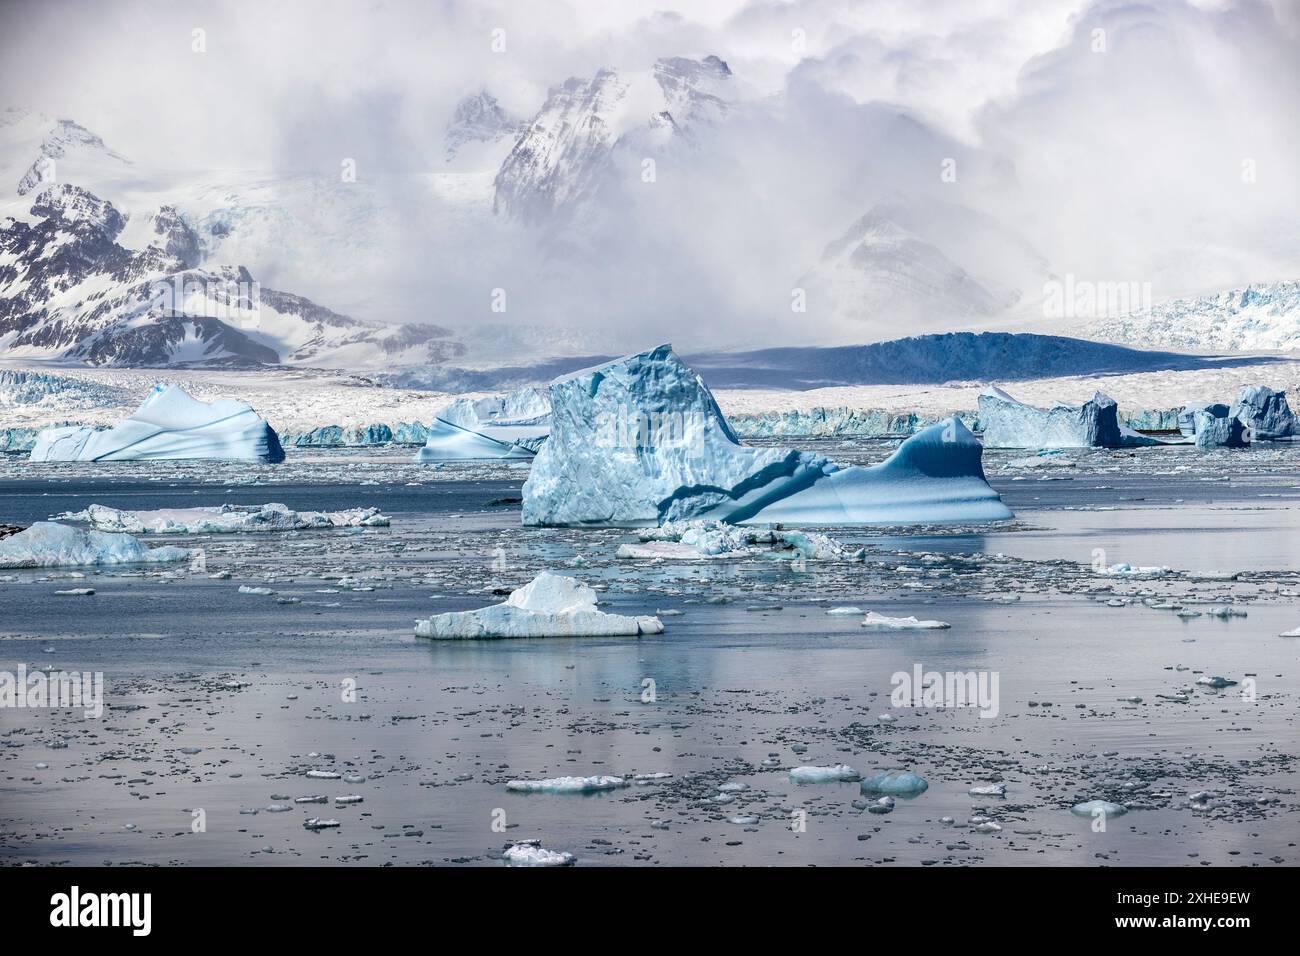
[969,783,1006,797]
[625,520,862,562]
[1100,563,1170,577]
[62,502,389,534]
[790,764,860,784]
[522,345,1011,527]
[54,587,94,596]
[302,817,339,830]
[866,796,895,814]
[239,586,275,596]
[860,611,950,630]
[728,815,759,825]
[1180,401,1249,448]
[972,821,1002,833]
[414,572,663,639]
[826,606,865,615]
[1206,606,1247,618]
[1195,675,1237,688]
[503,842,576,866]
[1070,800,1128,818]
[978,386,1123,449]
[305,770,340,779]
[0,522,192,569]
[1230,384,1299,440]
[415,387,550,462]
[505,774,629,794]
[860,770,929,796]
[30,383,284,462]
[1280,627,1300,637]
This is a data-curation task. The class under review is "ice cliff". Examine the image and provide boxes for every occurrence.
[28,383,284,462]
[521,345,1011,527]
[415,387,550,462]
[978,386,1123,448]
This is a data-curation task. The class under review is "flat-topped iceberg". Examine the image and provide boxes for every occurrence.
[522,345,1011,527]
[1230,385,1298,440]
[790,764,861,784]
[61,502,389,534]
[414,386,550,461]
[978,386,1123,448]
[505,775,628,794]
[0,521,192,568]
[859,769,929,796]
[414,571,663,639]
[29,383,284,462]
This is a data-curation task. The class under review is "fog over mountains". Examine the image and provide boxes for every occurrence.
[1,0,1297,368]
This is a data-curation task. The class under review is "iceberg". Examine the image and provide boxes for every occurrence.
[1177,401,1248,448]
[618,520,863,561]
[1230,385,1298,440]
[414,571,663,639]
[522,345,1011,527]
[790,764,861,784]
[0,521,192,568]
[29,383,284,462]
[978,386,1123,448]
[503,842,576,866]
[859,769,929,796]
[414,387,550,461]
[1070,799,1127,819]
[860,611,950,630]
[61,502,389,534]
[505,775,628,794]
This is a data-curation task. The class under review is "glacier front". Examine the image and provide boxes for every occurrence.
[521,345,1011,527]
[29,383,284,462]
[414,387,550,461]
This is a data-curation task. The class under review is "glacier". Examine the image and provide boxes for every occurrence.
[414,571,663,639]
[60,502,388,534]
[0,522,192,569]
[1231,385,1298,441]
[414,387,550,462]
[29,384,284,462]
[978,386,1123,448]
[521,345,1012,527]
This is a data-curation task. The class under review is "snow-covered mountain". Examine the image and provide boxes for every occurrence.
[493,55,732,222]
[0,183,463,368]
[1087,282,1300,352]
[444,91,521,163]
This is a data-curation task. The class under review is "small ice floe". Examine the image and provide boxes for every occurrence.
[265,804,292,813]
[506,775,628,794]
[1281,627,1300,637]
[1099,563,1169,577]
[1196,675,1237,688]
[633,772,673,783]
[295,795,328,804]
[343,774,366,784]
[876,713,897,724]
[1071,800,1128,818]
[859,770,929,796]
[1176,609,1202,618]
[305,770,341,780]
[717,781,749,792]
[860,611,950,630]
[790,764,860,784]
[1206,606,1247,619]
[239,586,275,596]
[302,818,340,830]
[826,606,864,615]
[54,588,94,596]
[729,815,759,826]
[0,522,192,569]
[178,747,202,755]
[972,821,1002,833]
[334,795,364,804]
[866,796,895,814]
[415,572,662,639]
[969,783,1007,797]
[1157,692,1190,703]
[59,502,390,534]
[622,520,864,563]
[503,842,576,866]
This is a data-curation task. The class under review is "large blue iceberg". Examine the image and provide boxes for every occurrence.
[978,386,1123,448]
[1230,385,1298,440]
[521,345,1011,527]
[29,384,284,462]
[414,387,550,461]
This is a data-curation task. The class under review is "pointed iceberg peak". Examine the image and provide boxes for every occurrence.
[522,345,1010,527]
[30,384,284,462]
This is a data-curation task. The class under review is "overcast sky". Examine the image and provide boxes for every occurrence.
[3,0,1297,349]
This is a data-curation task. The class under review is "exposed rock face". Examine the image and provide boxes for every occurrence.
[444,91,520,160]
[977,386,1123,448]
[522,344,1011,527]
[494,56,730,221]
